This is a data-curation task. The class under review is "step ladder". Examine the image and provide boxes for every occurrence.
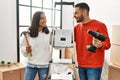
[47,29,76,80]
[47,2,77,80]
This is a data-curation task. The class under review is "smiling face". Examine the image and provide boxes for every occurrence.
[74,7,84,23]
[39,13,47,28]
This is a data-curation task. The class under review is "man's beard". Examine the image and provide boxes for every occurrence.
[77,15,84,23]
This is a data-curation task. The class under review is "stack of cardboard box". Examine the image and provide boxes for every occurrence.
[0,63,25,80]
[0,63,20,80]
[0,62,38,80]
[108,25,120,80]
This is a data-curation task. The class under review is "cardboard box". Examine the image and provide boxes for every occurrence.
[0,64,20,80]
[15,63,26,80]
[65,48,73,59]
[108,64,120,80]
[110,44,120,66]
[20,68,25,80]
[112,25,120,45]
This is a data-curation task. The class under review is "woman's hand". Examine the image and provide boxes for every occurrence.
[26,45,32,53]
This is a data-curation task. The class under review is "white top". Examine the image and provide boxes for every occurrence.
[20,31,52,66]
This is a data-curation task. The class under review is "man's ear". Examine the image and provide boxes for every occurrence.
[82,10,87,15]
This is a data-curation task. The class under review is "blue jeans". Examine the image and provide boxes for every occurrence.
[24,66,49,80]
[78,66,102,80]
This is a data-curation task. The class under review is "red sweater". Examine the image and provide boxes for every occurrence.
[74,20,111,68]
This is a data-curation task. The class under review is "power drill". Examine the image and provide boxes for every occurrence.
[86,30,106,52]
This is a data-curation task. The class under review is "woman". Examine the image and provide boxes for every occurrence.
[20,11,51,80]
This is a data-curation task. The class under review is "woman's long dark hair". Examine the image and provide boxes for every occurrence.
[28,11,49,37]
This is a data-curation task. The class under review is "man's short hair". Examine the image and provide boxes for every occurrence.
[75,2,90,12]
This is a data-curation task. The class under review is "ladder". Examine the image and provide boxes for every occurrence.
[47,2,77,80]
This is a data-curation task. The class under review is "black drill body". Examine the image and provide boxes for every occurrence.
[86,30,106,52]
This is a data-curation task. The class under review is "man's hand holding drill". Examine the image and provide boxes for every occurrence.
[92,38,102,49]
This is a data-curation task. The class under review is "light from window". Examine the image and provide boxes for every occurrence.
[43,9,52,26]
[54,11,60,27]
[19,0,30,5]
[19,6,30,26]
[43,0,52,9]
[32,0,42,7]
[32,8,42,17]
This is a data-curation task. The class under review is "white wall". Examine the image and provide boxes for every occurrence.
[0,0,17,64]
[62,0,74,30]
[62,5,74,30]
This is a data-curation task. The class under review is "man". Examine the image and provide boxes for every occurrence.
[74,2,111,80]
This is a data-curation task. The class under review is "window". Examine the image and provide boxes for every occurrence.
[18,0,62,62]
